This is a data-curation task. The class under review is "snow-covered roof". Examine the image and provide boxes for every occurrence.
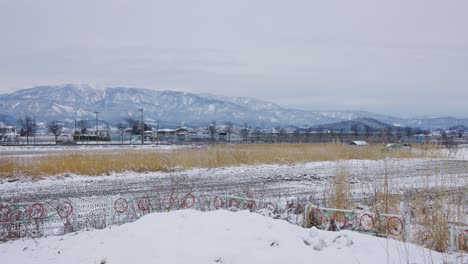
[350,141,369,146]
[0,122,15,129]
[175,126,193,132]
[158,128,175,133]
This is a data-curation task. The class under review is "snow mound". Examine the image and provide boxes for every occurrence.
[0,210,448,264]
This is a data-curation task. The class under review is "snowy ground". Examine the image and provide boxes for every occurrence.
[1,149,467,227]
[0,143,183,156]
[0,146,468,258]
[1,209,461,264]
[1,155,466,204]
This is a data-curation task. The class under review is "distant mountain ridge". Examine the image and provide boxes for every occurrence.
[0,84,467,129]
[311,118,398,132]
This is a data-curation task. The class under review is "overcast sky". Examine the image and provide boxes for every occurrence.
[0,0,467,117]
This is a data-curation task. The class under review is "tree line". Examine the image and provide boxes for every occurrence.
[7,115,465,145]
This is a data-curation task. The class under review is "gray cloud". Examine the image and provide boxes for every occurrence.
[0,0,467,117]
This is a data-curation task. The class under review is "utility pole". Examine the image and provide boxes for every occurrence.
[94,111,99,144]
[139,107,144,145]
[33,116,36,145]
[156,120,160,146]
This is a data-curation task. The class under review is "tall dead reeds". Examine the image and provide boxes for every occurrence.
[0,143,425,178]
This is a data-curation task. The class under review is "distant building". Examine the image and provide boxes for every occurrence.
[350,141,369,146]
[0,122,16,142]
[157,128,177,142]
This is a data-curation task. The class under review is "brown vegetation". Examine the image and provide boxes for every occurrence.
[0,143,424,177]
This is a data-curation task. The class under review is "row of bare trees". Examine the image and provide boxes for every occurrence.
[17,116,65,144]
[10,115,459,145]
[11,115,155,145]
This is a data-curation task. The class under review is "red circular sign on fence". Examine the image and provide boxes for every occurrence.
[332,212,348,229]
[28,203,45,219]
[386,216,404,236]
[243,200,257,211]
[0,205,14,223]
[57,201,74,218]
[228,199,240,208]
[213,196,224,209]
[181,194,195,209]
[114,198,129,213]
[264,202,275,210]
[162,195,175,210]
[359,213,375,231]
[137,197,152,211]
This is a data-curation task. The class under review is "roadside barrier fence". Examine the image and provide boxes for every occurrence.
[0,193,466,252]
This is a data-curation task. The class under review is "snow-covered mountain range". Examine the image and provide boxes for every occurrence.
[0,84,467,129]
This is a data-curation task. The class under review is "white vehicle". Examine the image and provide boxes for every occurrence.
[56,134,75,144]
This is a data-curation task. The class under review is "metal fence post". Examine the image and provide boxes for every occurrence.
[108,196,114,227]
[449,225,455,252]
[72,199,79,232]
[405,212,411,242]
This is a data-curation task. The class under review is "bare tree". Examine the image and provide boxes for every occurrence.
[103,123,111,141]
[305,127,312,143]
[404,127,413,141]
[278,127,287,143]
[441,131,457,154]
[77,120,90,134]
[293,128,300,143]
[208,121,217,143]
[396,127,403,141]
[19,116,34,145]
[364,125,372,141]
[225,122,233,143]
[126,118,149,136]
[316,126,324,142]
[350,124,359,139]
[253,127,262,143]
[124,118,137,135]
[46,120,63,143]
[193,127,203,142]
[241,122,249,143]
[386,127,393,142]
[330,130,336,142]
[441,130,448,142]
[116,122,127,144]
[337,128,344,143]
[414,128,423,136]
[379,128,388,142]
[76,119,90,143]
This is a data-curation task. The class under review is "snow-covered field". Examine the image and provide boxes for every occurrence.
[0,210,458,264]
[0,146,466,261]
[1,155,466,203]
[0,143,182,155]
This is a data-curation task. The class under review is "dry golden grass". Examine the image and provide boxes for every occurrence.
[371,192,401,215]
[0,143,428,177]
[412,192,451,252]
[325,166,352,209]
[408,170,466,252]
